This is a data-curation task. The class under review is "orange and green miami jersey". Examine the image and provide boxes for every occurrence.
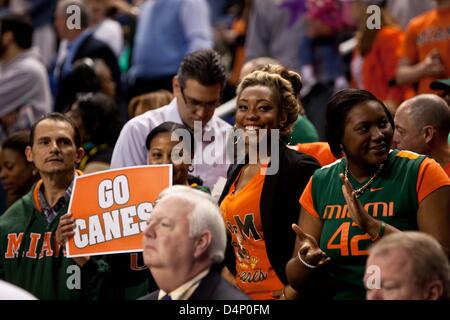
[300,150,450,299]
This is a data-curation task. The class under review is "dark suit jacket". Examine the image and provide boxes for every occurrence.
[55,32,121,112]
[218,143,320,284]
[139,269,249,300]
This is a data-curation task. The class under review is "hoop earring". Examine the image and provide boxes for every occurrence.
[187,165,194,173]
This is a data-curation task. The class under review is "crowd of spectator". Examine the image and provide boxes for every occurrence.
[0,0,449,301]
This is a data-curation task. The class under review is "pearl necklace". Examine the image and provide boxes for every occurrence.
[344,163,384,198]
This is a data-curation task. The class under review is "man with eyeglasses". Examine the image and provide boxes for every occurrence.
[111,49,231,191]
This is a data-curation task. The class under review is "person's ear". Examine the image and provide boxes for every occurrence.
[193,231,212,259]
[423,125,435,144]
[74,147,85,165]
[425,280,444,300]
[25,146,33,163]
[172,76,180,94]
[3,30,14,46]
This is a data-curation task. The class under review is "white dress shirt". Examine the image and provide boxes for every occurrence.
[157,268,210,300]
[111,99,231,189]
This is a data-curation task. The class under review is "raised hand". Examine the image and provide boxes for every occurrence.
[340,173,371,228]
[423,49,445,78]
[292,224,330,268]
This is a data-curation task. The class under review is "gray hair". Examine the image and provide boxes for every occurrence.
[399,94,450,138]
[158,186,226,264]
[369,231,450,300]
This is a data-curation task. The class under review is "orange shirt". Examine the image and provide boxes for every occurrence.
[415,156,450,202]
[402,8,450,94]
[220,168,284,300]
[445,162,450,178]
[361,26,410,105]
[295,142,337,166]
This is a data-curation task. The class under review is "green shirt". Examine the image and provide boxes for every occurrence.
[301,150,426,299]
[0,186,109,299]
[289,115,319,145]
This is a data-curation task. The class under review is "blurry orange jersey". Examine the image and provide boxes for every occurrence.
[294,142,337,166]
[402,8,450,94]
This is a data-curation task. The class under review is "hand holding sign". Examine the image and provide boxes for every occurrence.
[56,212,90,266]
[66,165,171,258]
[56,213,75,246]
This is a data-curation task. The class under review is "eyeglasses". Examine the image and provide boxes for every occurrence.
[180,87,220,110]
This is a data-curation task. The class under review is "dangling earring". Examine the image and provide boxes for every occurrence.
[187,165,194,173]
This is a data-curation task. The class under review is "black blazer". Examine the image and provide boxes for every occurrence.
[139,269,249,300]
[218,143,320,284]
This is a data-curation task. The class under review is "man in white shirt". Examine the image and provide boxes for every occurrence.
[139,185,248,300]
[111,49,231,190]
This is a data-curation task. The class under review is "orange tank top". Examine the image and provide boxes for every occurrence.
[220,167,284,300]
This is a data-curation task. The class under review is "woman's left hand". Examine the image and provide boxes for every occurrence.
[340,173,371,231]
[272,286,300,300]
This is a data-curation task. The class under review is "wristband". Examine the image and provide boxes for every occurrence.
[297,250,319,269]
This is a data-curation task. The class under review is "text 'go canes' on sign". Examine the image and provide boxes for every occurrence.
[66,165,172,257]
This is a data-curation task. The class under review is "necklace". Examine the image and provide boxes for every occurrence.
[344,163,384,198]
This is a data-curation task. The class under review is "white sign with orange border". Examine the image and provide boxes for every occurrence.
[66,165,172,258]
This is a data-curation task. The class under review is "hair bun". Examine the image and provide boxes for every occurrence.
[260,64,303,97]
[284,70,303,98]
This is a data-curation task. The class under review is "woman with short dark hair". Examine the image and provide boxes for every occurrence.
[286,88,450,299]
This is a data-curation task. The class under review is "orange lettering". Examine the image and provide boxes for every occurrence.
[5,233,24,258]
[25,233,41,258]
[39,232,54,258]
[323,205,342,220]
[327,222,350,256]
[364,202,388,218]
[388,202,394,216]
[350,233,371,256]
[342,205,349,219]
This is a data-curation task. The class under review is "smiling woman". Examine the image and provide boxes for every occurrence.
[286,89,450,300]
[218,65,320,300]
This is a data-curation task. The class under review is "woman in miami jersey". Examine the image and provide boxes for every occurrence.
[286,89,450,299]
[219,66,320,300]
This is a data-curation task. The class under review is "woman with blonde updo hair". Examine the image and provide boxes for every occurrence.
[218,65,320,300]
